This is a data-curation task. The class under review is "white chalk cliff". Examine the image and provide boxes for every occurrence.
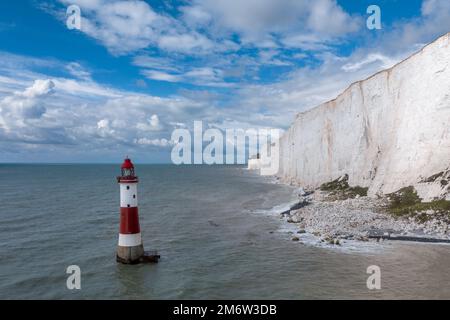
[277,32,450,201]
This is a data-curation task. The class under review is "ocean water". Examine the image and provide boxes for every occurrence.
[0,164,449,299]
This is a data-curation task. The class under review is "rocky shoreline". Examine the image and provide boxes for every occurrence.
[280,188,450,246]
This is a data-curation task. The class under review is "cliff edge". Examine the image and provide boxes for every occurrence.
[277,32,450,201]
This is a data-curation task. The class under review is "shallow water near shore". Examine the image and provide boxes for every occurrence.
[0,164,449,299]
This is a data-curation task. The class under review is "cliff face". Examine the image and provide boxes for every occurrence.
[277,33,450,201]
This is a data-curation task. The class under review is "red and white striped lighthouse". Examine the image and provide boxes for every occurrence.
[116,157,144,264]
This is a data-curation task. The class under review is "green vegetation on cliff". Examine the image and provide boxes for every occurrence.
[387,186,450,221]
[319,174,368,199]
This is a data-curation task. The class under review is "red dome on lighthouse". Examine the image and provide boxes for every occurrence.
[121,157,134,169]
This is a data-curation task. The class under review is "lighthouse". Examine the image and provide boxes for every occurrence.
[116,157,159,264]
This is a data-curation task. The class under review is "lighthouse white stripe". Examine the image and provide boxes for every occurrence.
[120,183,138,207]
[118,233,142,247]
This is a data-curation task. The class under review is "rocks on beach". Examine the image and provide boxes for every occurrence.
[279,189,450,245]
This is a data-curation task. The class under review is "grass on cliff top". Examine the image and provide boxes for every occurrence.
[387,186,450,220]
[319,174,368,199]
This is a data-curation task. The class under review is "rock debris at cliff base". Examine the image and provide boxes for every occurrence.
[281,190,450,246]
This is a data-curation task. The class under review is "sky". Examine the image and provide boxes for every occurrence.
[0,0,449,163]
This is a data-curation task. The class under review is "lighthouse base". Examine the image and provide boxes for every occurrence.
[116,244,145,264]
[116,246,160,264]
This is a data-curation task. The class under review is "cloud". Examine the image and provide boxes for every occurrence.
[54,0,360,56]
[157,33,215,53]
[150,114,159,127]
[0,79,74,147]
[51,78,122,98]
[0,79,55,131]
[141,66,231,87]
[342,53,398,72]
[23,79,55,98]
[141,70,181,83]
[0,56,188,151]
[180,4,212,28]
[258,50,291,66]
[96,119,115,137]
[66,62,92,81]
[134,137,173,147]
[280,34,333,51]
[136,114,162,132]
[47,0,365,92]
[306,0,360,35]
[184,0,360,46]
[57,0,217,55]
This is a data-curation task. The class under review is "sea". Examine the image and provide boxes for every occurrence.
[0,164,449,299]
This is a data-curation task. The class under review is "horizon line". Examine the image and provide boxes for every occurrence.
[0,162,248,165]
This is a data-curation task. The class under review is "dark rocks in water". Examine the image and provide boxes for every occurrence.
[292,237,300,241]
[301,190,314,197]
[289,200,309,211]
[368,235,450,244]
[208,220,219,227]
[280,200,309,216]
[141,251,160,263]
[297,229,306,234]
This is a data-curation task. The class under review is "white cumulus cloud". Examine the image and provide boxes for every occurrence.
[0,79,55,131]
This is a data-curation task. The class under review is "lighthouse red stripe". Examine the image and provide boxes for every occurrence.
[119,207,141,234]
